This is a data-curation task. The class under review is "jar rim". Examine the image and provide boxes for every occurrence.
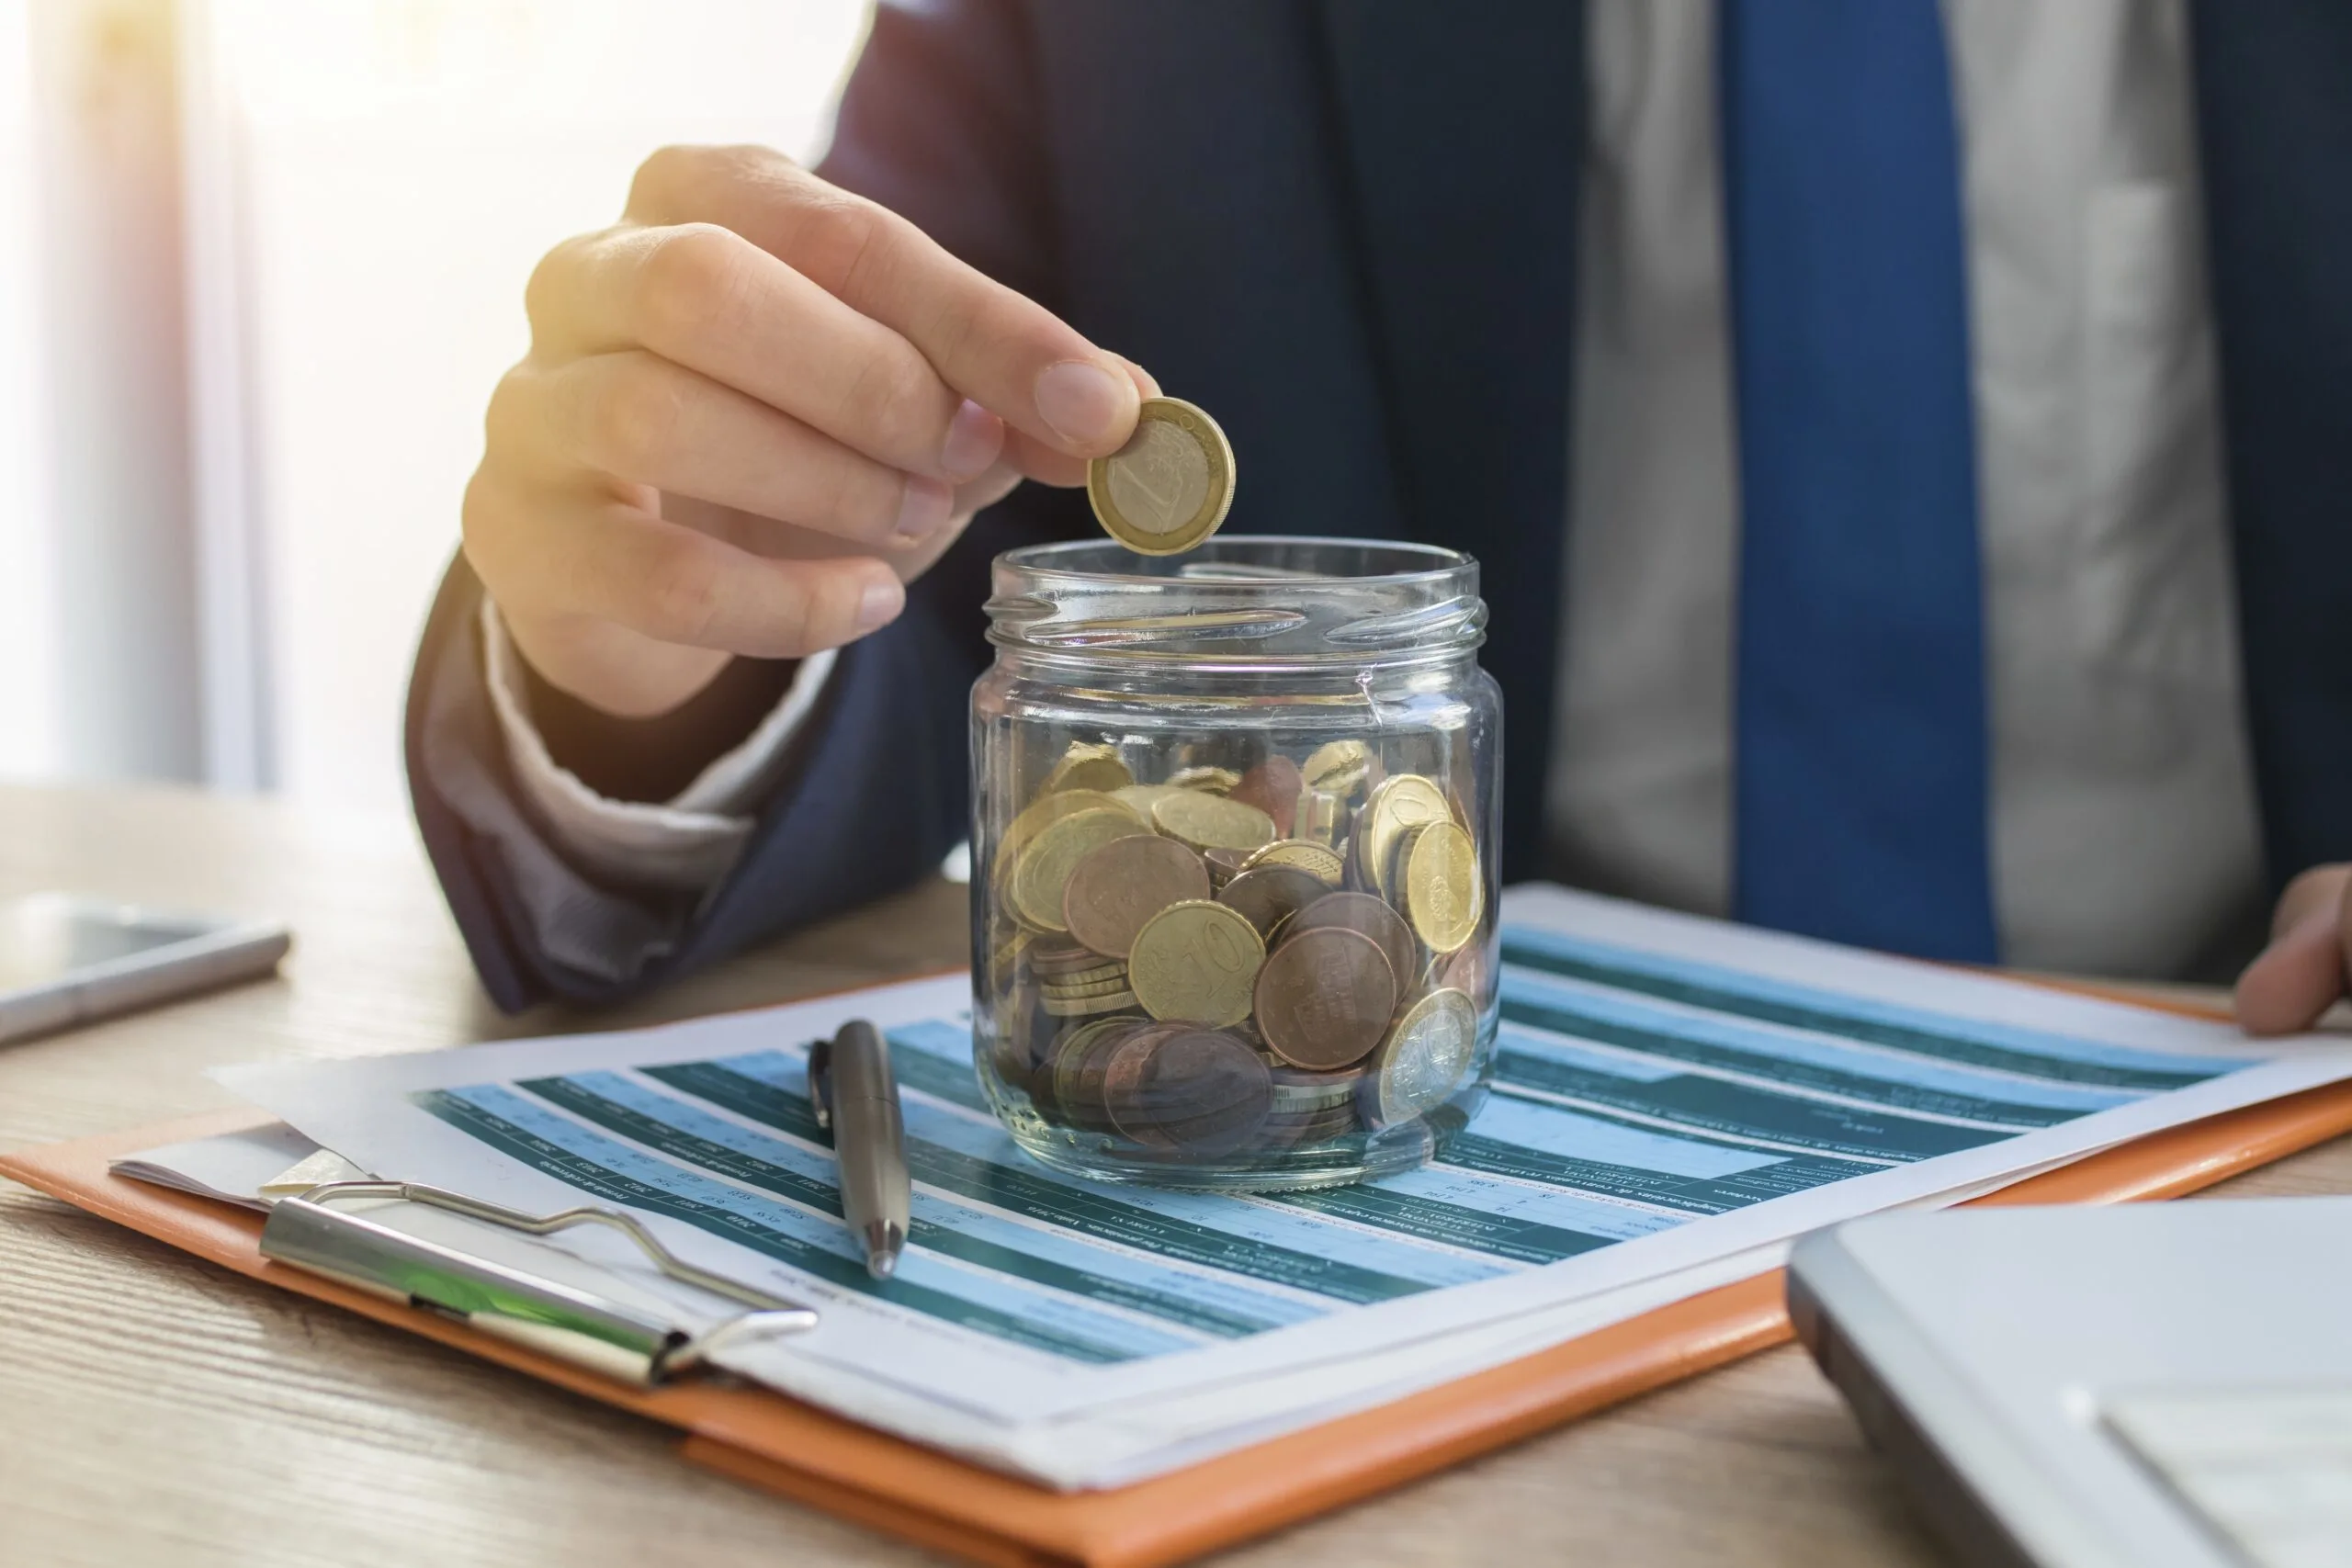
[996,535,1476,590]
[986,536,1486,671]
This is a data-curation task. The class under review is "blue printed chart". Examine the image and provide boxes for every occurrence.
[217,887,2352,1487]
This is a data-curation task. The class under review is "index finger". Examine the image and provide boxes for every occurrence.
[629,145,1142,459]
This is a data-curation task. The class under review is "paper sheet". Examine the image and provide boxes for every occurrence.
[203,886,2352,1488]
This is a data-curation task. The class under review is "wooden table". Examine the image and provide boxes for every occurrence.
[3,782,2346,1568]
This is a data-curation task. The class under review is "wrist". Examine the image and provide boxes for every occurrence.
[502,608,730,719]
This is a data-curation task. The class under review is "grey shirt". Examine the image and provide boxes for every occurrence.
[1548,0,2268,978]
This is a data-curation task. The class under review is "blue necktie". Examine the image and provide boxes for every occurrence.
[1720,0,1997,962]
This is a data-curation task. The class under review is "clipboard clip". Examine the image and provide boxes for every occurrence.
[259,1179,820,1387]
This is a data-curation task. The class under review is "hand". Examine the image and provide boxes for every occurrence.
[464,144,1154,717]
[2233,864,2351,1034]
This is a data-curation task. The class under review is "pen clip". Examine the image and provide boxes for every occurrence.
[808,1033,834,1132]
[258,1179,820,1387]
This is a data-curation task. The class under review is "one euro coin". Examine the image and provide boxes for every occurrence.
[1087,397,1236,556]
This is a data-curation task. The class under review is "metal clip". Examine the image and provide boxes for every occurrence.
[259,1179,819,1386]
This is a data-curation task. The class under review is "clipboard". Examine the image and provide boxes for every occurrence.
[12,1060,2352,1568]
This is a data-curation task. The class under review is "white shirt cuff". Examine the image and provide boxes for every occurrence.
[480,601,837,892]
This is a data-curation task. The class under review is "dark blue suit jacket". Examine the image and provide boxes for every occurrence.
[408,1,2352,1011]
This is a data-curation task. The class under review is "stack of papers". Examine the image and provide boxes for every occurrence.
[130,887,2352,1490]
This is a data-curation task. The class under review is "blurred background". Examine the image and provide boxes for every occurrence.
[0,0,871,807]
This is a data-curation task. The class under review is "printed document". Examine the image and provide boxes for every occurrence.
[203,887,2352,1487]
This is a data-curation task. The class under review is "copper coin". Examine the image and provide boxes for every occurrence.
[1028,940,1105,975]
[1227,755,1302,837]
[1203,846,1250,888]
[1047,1017,1142,1130]
[1103,1029,1272,1156]
[1062,834,1212,958]
[1098,1023,1191,1147]
[1436,936,1491,998]
[1283,891,1419,993]
[1254,927,1396,1071]
[1216,863,1330,938]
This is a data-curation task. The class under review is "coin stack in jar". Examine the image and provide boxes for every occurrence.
[985,739,1489,1167]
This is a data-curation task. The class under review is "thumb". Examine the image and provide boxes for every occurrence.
[2234,864,2352,1036]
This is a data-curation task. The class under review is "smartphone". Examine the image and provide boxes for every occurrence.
[0,892,291,1044]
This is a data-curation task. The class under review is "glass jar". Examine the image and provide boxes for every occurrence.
[968,536,1501,1190]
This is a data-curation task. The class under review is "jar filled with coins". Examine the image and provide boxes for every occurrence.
[970,536,1500,1190]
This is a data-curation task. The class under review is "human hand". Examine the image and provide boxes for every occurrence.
[465,143,1154,717]
[2233,863,2351,1034]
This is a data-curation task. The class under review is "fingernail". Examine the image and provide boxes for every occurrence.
[855,578,902,633]
[1121,356,1162,399]
[940,399,1003,480]
[1034,359,1130,448]
[893,475,953,544]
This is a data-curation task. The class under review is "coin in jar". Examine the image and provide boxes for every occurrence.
[1216,863,1330,939]
[1049,1016,1144,1129]
[1226,755,1302,837]
[1039,972,1136,999]
[1039,741,1133,796]
[1259,1105,1362,1150]
[1103,1028,1272,1156]
[1062,833,1212,958]
[1401,818,1482,953]
[1358,774,1452,899]
[1279,1081,1374,1114]
[1150,788,1275,854]
[1300,739,1379,796]
[1086,397,1236,556]
[1010,808,1152,932]
[1202,846,1251,888]
[1359,987,1478,1128]
[1034,960,1128,989]
[994,787,1146,881]
[1254,926,1397,1071]
[1240,838,1345,886]
[1292,786,1345,850]
[1128,899,1265,1027]
[1435,936,1490,997]
[1283,891,1419,996]
[1166,764,1241,794]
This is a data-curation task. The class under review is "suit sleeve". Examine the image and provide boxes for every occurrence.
[403,0,1091,1011]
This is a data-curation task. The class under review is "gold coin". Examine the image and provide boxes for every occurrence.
[1242,838,1345,886]
[1112,783,1185,817]
[1086,397,1236,556]
[989,926,1035,992]
[1041,741,1133,795]
[1167,764,1242,794]
[1010,809,1152,932]
[1150,789,1275,853]
[1293,786,1345,848]
[1041,973,1138,999]
[1359,774,1450,898]
[1402,819,1481,953]
[1035,960,1129,987]
[1300,740,1372,789]
[1042,989,1141,1017]
[992,787,1145,882]
[1128,899,1265,1027]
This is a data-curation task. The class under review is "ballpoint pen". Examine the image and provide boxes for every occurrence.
[808,1018,911,1280]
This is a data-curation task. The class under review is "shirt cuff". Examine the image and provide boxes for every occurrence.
[479,600,838,892]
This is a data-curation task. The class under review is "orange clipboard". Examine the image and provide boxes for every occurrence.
[8,1045,2352,1568]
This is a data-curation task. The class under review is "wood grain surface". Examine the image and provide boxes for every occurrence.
[2,781,2345,1568]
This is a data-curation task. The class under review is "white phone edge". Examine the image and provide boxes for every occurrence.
[0,917,292,1045]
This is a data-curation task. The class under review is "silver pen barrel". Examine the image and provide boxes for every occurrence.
[827,1020,910,1279]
